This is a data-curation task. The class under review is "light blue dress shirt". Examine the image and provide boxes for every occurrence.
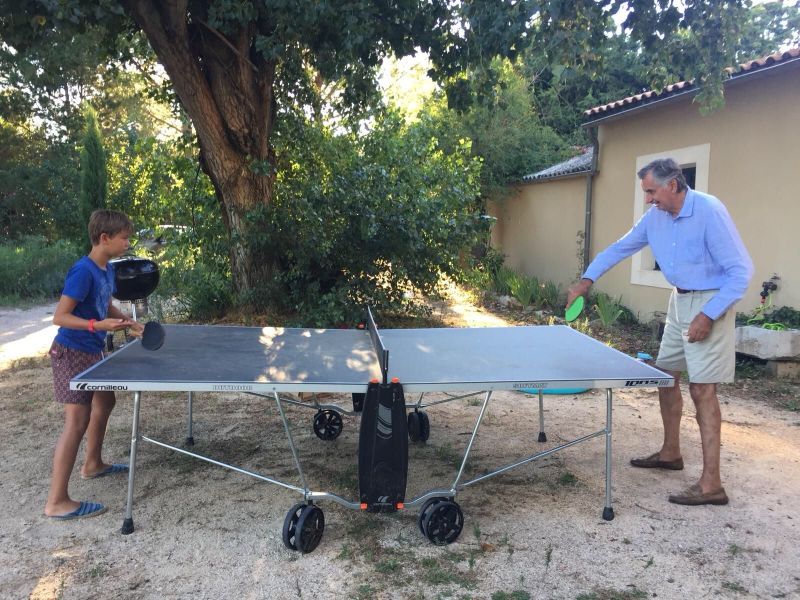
[583,188,753,320]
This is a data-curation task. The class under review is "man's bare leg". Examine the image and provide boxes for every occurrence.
[688,382,723,493]
[657,370,683,461]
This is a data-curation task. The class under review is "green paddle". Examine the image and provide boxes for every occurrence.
[565,295,585,323]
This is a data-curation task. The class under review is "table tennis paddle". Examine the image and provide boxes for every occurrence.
[565,296,585,323]
[141,321,165,351]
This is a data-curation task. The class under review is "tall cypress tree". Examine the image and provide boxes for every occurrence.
[79,105,107,245]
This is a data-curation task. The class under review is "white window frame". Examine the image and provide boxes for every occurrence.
[630,143,711,288]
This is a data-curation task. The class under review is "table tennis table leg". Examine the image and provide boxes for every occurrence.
[121,391,142,535]
[186,392,194,446]
[452,391,493,491]
[537,390,547,442]
[603,389,614,521]
[273,392,309,493]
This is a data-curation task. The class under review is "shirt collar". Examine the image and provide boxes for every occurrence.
[676,187,695,219]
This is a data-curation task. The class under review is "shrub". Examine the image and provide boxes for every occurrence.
[493,266,518,297]
[593,292,624,329]
[538,280,561,309]
[0,236,82,300]
[508,272,539,309]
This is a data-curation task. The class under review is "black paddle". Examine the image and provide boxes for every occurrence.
[141,321,165,351]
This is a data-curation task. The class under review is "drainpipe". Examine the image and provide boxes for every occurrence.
[583,127,600,274]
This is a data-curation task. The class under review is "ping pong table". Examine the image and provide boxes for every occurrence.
[72,310,673,552]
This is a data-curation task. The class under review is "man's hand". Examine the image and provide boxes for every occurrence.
[566,278,593,308]
[687,312,713,342]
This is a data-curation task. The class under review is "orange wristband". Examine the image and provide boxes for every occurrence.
[88,319,96,333]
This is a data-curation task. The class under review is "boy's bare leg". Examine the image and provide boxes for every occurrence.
[656,370,683,461]
[44,404,91,516]
[81,391,117,477]
[688,382,723,493]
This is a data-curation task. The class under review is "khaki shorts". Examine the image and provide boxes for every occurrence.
[655,289,736,384]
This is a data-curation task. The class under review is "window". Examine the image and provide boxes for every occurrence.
[630,144,710,289]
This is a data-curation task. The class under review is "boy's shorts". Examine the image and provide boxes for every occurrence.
[50,341,104,405]
[655,289,736,384]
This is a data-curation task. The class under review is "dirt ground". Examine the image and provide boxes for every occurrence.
[1,297,799,600]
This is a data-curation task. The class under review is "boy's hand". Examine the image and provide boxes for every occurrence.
[127,321,145,339]
[98,318,133,332]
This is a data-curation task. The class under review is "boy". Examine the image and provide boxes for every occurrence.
[44,210,144,520]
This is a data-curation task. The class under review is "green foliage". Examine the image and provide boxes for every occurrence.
[0,236,81,299]
[525,2,800,144]
[593,293,624,329]
[508,273,539,310]
[493,266,518,297]
[740,305,800,330]
[538,280,561,310]
[420,59,572,201]
[0,119,82,241]
[250,110,483,325]
[79,105,107,239]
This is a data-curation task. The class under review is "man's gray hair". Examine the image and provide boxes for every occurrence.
[637,158,688,192]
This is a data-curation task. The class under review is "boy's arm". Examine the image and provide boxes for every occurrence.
[52,295,132,333]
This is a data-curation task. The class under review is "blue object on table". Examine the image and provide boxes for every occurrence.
[518,387,589,395]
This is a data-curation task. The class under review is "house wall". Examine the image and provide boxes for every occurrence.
[493,60,799,322]
[489,177,586,289]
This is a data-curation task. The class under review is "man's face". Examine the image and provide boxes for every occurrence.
[641,172,682,216]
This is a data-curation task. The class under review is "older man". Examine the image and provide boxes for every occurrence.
[567,158,753,506]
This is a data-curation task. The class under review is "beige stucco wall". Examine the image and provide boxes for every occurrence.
[489,177,586,290]
[494,60,800,322]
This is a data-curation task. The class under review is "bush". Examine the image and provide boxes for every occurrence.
[252,109,484,326]
[508,272,539,309]
[0,236,82,300]
[492,266,517,296]
[593,292,624,329]
[538,280,561,309]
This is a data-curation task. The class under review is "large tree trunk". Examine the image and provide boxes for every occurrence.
[122,0,277,296]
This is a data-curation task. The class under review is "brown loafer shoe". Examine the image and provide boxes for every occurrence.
[668,484,729,506]
[630,452,684,470]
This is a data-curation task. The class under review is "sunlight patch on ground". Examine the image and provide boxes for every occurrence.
[0,304,58,370]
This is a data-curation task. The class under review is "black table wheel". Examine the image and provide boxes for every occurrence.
[294,504,325,553]
[408,410,430,443]
[282,502,306,550]
[422,500,463,545]
[418,411,430,442]
[417,496,448,536]
[407,412,421,442]
[313,410,343,440]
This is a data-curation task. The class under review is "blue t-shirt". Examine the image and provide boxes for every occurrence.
[55,256,117,353]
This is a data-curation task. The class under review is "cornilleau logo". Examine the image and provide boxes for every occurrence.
[76,383,129,391]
